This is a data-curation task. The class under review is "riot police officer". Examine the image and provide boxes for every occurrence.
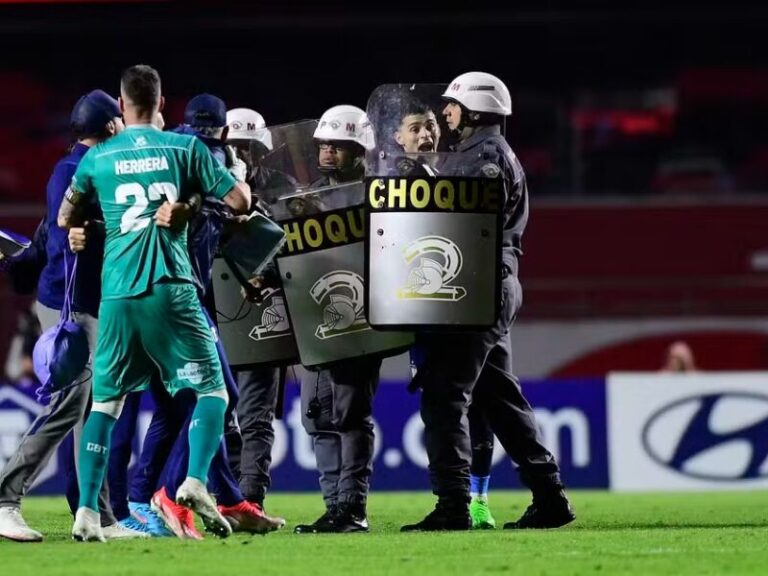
[402,72,575,531]
[293,105,381,534]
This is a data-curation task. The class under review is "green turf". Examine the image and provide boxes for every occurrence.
[3,491,768,575]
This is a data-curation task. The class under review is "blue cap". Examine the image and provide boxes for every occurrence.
[70,89,120,136]
[184,93,227,128]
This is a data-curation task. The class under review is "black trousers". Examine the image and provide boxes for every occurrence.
[236,366,280,503]
[417,275,561,501]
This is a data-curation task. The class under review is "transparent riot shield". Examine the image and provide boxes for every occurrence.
[364,84,503,329]
[210,120,321,368]
[264,120,413,367]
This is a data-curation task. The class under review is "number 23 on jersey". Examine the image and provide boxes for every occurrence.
[116,182,179,234]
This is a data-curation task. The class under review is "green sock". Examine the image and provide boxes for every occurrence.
[78,411,117,512]
[187,395,226,483]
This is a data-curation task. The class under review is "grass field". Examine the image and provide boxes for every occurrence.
[2,491,768,575]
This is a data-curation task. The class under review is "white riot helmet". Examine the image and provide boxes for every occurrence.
[442,72,512,116]
[313,104,375,151]
[226,107,273,150]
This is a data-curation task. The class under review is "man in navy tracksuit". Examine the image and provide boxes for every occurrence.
[0,90,148,542]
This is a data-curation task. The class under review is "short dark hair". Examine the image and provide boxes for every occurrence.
[120,64,161,112]
[398,99,433,123]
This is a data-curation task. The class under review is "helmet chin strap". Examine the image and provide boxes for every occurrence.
[317,159,364,183]
[450,102,480,141]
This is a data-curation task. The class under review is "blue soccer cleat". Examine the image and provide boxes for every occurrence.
[129,501,174,537]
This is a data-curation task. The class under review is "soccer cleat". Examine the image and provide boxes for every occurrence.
[103,519,151,540]
[72,507,105,542]
[218,500,285,534]
[503,489,576,530]
[470,497,496,529]
[401,500,471,532]
[128,501,174,537]
[0,506,43,542]
[294,506,337,534]
[332,502,369,533]
[151,487,203,540]
[176,477,232,539]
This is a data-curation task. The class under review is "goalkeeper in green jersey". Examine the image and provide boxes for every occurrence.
[58,64,250,542]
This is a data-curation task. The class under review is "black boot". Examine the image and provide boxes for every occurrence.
[294,505,337,534]
[401,499,471,532]
[332,502,369,533]
[503,488,575,529]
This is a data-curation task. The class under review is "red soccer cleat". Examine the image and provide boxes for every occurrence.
[217,500,286,534]
[151,486,204,540]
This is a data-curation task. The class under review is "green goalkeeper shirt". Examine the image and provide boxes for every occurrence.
[69,124,236,300]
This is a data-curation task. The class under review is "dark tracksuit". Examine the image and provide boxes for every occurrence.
[416,125,562,503]
[0,143,117,527]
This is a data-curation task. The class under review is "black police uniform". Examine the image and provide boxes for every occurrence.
[404,125,573,531]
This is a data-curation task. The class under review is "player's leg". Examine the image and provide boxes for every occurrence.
[468,400,496,529]
[151,396,202,540]
[202,313,284,534]
[107,391,141,521]
[73,396,126,542]
[72,296,153,542]
[125,378,179,536]
[145,283,231,537]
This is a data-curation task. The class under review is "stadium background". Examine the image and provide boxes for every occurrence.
[2,0,768,494]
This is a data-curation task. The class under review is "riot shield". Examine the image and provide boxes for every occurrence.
[364,84,503,329]
[266,120,413,367]
[211,257,299,369]
[256,120,321,205]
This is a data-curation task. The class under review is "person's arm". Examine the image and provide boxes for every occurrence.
[222,181,251,213]
[222,145,251,212]
[189,137,251,214]
[58,152,95,230]
[57,189,88,230]
[154,193,201,232]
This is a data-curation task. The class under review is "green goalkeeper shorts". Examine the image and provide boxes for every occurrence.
[92,282,224,402]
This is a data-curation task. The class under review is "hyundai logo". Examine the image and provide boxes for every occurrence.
[641,392,768,481]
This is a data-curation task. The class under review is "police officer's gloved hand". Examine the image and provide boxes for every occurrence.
[225,145,248,183]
